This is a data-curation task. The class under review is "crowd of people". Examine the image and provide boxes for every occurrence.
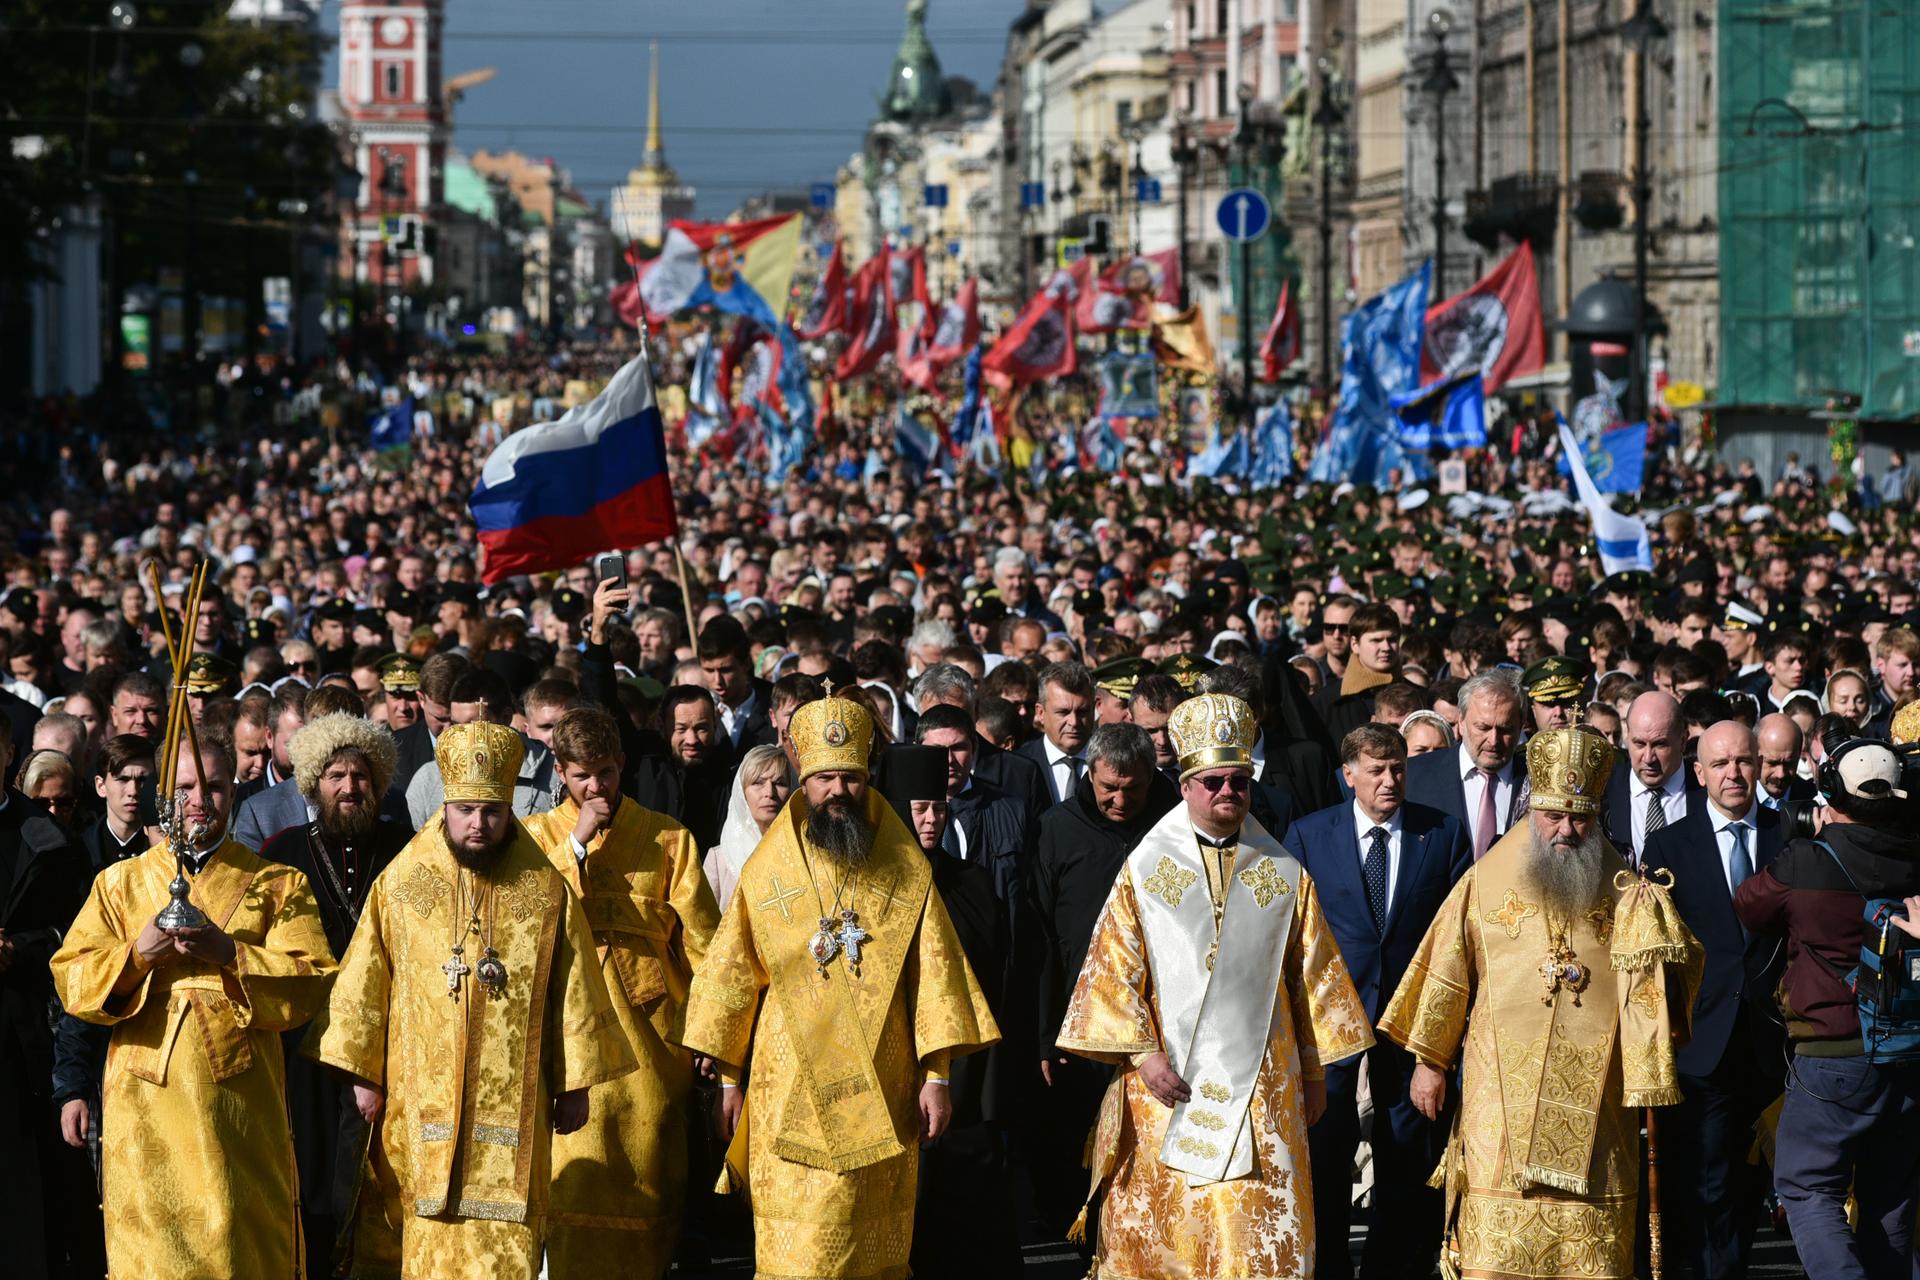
[7,338,1920,1280]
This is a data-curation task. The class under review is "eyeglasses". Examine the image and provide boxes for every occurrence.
[288,660,316,673]
[1321,623,1349,635]
[1197,773,1252,795]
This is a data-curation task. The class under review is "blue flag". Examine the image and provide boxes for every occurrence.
[1393,374,1488,450]
[370,397,413,451]
[1555,418,1647,493]
[954,346,984,448]
[1310,261,1431,485]
[1250,400,1294,489]
[685,333,723,449]
[896,403,939,474]
[1190,428,1250,480]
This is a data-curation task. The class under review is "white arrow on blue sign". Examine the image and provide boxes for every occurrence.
[1214,187,1271,243]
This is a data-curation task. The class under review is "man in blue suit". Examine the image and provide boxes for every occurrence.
[1399,669,1528,860]
[1286,724,1472,1280]
[1642,719,1786,1280]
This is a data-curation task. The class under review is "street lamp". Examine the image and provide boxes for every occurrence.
[1236,83,1259,432]
[1125,124,1147,253]
[1169,113,1198,307]
[1420,10,1460,294]
[1622,0,1668,422]
[1312,54,1346,391]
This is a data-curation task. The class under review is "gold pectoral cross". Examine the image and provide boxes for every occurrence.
[442,948,470,997]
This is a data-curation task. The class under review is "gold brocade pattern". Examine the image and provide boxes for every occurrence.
[1237,859,1291,908]
[680,790,997,1280]
[303,819,635,1276]
[1486,888,1539,938]
[524,799,721,1280]
[51,840,338,1279]
[1057,869,1371,1279]
[1377,831,1696,1279]
[1143,856,1199,908]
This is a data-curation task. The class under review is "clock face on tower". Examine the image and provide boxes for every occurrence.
[379,16,410,45]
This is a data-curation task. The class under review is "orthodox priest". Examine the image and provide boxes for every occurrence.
[681,690,999,1280]
[1378,726,1701,1280]
[52,736,337,1278]
[522,705,721,1279]
[305,720,635,1279]
[259,712,410,1265]
[1056,692,1374,1279]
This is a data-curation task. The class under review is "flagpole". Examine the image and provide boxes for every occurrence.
[625,254,702,647]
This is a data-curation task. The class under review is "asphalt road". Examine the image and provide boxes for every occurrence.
[665,1202,1815,1277]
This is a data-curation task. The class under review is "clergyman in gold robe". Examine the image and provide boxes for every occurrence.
[680,690,999,1280]
[52,735,338,1279]
[305,720,636,1279]
[522,704,721,1279]
[1379,725,1702,1280]
[1056,691,1375,1280]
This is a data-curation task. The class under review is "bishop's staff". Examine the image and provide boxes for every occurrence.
[145,558,215,931]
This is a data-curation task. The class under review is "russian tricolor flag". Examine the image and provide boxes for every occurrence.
[469,353,678,583]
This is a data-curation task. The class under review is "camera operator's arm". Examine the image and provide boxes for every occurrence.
[1889,896,1920,940]
[1733,862,1790,936]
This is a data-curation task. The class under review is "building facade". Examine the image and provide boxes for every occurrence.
[337,0,447,295]
[609,42,696,250]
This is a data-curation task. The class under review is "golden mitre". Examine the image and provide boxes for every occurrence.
[1892,700,1920,747]
[1167,692,1256,782]
[436,721,524,804]
[1525,726,1616,815]
[790,692,875,781]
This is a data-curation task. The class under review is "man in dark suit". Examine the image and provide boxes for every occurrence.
[1399,668,1529,859]
[1642,720,1787,1280]
[1287,724,1472,1280]
[1028,722,1176,1243]
[79,735,155,873]
[912,663,1048,825]
[1015,661,1095,807]
[1755,712,1818,811]
[1605,690,1701,867]
[698,615,776,760]
[0,730,89,1279]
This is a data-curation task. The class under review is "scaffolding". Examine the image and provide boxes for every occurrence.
[1719,0,1920,417]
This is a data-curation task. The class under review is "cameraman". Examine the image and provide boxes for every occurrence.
[1734,739,1920,1280]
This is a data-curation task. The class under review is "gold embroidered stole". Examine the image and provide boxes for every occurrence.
[1475,828,1621,1196]
[742,790,931,1173]
[399,827,566,1223]
[535,800,680,1010]
[1128,808,1298,1184]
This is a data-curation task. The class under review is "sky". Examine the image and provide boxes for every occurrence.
[328,0,1019,218]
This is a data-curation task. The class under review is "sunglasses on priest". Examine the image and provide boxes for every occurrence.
[1196,773,1252,795]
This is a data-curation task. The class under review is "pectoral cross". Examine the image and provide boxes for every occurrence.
[835,909,871,977]
[1539,940,1588,1006]
[443,948,470,997]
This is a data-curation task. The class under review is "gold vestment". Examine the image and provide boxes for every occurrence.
[52,838,338,1279]
[681,790,998,1280]
[1377,827,1699,1280]
[304,817,635,1280]
[522,797,720,1279]
[1057,834,1373,1280]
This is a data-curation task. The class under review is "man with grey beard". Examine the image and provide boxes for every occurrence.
[682,691,998,1280]
[1381,726,1701,1280]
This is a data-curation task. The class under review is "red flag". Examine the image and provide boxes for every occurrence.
[1421,243,1546,393]
[984,268,1079,387]
[835,248,896,381]
[1078,249,1182,333]
[927,277,980,368]
[610,279,645,329]
[795,239,846,340]
[1260,279,1301,381]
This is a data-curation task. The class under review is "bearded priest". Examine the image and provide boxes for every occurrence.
[1056,691,1374,1280]
[1378,725,1702,1280]
[52,735,337,1279]
[522,704,721,1279]
[304,720,635,1279]
[681,690,999,1280]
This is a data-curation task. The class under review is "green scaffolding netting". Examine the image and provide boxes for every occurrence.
[1719,0,1920,417]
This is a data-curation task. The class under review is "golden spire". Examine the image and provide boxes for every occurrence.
[642,39,665,171]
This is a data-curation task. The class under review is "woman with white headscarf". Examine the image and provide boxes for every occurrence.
[704,744,792,910]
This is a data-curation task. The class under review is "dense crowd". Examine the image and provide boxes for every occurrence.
[7,339,1920,1280]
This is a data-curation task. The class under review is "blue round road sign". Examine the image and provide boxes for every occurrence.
[1215,188,1271,243]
